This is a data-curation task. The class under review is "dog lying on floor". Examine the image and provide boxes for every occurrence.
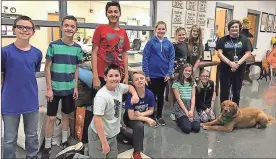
[201,100,276,132]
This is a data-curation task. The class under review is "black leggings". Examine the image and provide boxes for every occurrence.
[177,116,200,134]
[147,77,167,119]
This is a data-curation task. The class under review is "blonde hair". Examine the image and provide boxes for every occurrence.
[155,21,167,30]
[187,24,203,56]
[131,71,145,80]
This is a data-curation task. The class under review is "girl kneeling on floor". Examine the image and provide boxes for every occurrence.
[172,63,200,134]
[123,71,157,159]
[195,69,216,123]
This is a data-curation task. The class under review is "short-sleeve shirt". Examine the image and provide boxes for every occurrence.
[1,43,42,114]
[123,89,155,121]
[172,81,193,100]
[46,39,83,96]
[215,35,252,69]
[91,83,129,138]
[92,24,130,77]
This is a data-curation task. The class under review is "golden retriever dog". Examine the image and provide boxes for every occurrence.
[201,100,276,132]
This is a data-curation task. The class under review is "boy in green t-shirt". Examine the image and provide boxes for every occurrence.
[42,15,83,159]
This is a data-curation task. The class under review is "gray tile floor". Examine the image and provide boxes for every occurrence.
[11,77,276,158]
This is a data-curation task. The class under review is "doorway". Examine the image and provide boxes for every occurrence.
[48,13,60,43]
[247,9,260,49]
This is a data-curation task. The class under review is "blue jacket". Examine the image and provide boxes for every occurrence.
[142,36,175,78]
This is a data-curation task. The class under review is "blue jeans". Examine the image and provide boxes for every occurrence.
[2,110,39,159]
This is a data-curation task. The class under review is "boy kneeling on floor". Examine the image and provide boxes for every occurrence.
[56,64,139,159]
[123,71,157,159]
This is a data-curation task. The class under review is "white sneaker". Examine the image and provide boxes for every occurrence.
[170,113,176,121]
[56,142,84,158]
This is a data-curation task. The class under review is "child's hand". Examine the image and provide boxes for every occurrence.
[164,76,170,82]
[147,118,157,128]
[134,111,142,117]
[131,94,139,105]
[73,87,78,100]
[45,89,54,102]
[188,111,193,117]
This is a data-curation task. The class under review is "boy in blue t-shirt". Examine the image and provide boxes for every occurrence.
[123,71,156,159]
[1,15,42,158]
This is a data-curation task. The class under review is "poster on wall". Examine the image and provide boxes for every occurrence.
[274,15,276,33]
[186,1,197,11]
[267,14,274,32]
[260,12,268,32]
[172,1,184,9]
[197,1,207,12]
[197,12,206,26]
[172,8,184,24]
[185,25,193,37]
[185,10,197,25]
[171,24,184,38]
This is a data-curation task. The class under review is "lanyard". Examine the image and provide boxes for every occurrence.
[230,36,239,56]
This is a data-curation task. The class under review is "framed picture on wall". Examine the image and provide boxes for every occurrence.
[267,14,274,32]
[260,12,268,32]
[274,15,276,33]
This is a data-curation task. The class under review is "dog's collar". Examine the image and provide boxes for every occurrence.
[222,111,239,125]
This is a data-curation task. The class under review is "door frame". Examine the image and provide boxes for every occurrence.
[247,9,261,49]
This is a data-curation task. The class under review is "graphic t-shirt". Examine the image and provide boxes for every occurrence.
[173,42,188,73]
[91,83,129,138]
[123,89,155,121]
[46,39,83,96]
[187,42,203,66]
[1,43,42,114]
[216,35,252,69]
[92,24,130,77]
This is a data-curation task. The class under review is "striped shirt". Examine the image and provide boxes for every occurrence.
[172,81,192,100]
[46,39,83,95]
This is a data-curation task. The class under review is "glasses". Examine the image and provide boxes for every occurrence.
[201,75,210,78]
[15,25,34,31]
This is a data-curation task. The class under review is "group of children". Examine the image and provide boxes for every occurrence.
[1,1,218,159]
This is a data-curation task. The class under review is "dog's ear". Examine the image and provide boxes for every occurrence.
[232,102,238,114]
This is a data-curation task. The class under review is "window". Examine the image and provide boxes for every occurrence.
[67,1,151,26]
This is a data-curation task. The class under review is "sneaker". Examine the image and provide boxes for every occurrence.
[59,141,69,149]
[132,152,142,159]
[41,148,51,159]
[157,118,166,126]
[56,142,84,158]
[170,113,176,121]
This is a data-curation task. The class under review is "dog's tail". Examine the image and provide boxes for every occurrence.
[267,114,276,124]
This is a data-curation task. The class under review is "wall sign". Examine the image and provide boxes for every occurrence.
[197,12,206,26]
[197,1,207,12]
[186,1,197,11]
[172,1,184,9]
[185,10,196,25]
[172,8,184,24]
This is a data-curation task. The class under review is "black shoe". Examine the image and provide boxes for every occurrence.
[157,118,166,126]
[41,148,51,159]
[60,141,69,149]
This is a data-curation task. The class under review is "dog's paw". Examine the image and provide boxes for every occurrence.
[200,123,205,127]
[202,126,209,130]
